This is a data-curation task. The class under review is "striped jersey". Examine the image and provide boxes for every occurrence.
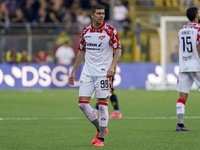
[78,22,121,76]
[178,22,200,72]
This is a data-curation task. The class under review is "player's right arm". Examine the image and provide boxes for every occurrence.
[69,26,87,85]
[68,50,85,85]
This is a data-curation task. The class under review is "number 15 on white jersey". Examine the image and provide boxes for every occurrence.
[178,28,200,72]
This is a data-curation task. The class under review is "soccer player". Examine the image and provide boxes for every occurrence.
[176,6,200,131]
[94,65,122,118]
[68,5,121,146]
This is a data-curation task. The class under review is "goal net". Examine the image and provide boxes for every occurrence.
[146,16,198,90]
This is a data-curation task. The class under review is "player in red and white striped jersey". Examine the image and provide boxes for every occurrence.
[68,5,121,146]
[176,7,200,131]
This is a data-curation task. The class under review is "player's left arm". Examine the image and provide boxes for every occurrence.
[107,48,121,78]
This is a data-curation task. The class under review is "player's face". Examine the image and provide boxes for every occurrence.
[91,9,105,26]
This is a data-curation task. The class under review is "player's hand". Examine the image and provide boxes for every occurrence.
[107,69,114,78]
[68,72,75,85]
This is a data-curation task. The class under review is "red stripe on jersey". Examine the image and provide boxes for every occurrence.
[197,27,200,32]
[80,39,84,45]
[97,29,103,33]
[104,29,112,36]
[78,100,89,104]
[191,24,196,28]
[79,22,121,50]
[81,26,90,37]
[90,29,95,33]
[105,27,121,49]
[78,26,90,51]
[109,78,112,94]
[177,98,186,105]
[177,77,179,85]
[98,102,108,106]
[106,24,115,31]
[197,35,200,44]
[91,22,106,29]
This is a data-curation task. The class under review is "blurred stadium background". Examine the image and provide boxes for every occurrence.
[1,0,198,90]
[1,1,200,149]
[0,0,198,63]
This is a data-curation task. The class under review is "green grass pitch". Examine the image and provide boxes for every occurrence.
[0,89,200,150]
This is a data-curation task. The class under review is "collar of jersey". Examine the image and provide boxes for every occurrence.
[188,21,198,25]
[91,22,106,29]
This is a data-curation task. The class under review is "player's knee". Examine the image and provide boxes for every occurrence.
[78,101,89,110]
[179,92,188,101]
[98,98,108,102]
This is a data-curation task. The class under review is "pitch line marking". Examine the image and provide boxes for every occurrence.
[1,116,200,121]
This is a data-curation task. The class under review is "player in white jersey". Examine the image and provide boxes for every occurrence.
[68,5,121,146]
[176,7,200,131]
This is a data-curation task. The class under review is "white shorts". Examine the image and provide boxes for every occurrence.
[79,73,112,98]
[177,72,200,93]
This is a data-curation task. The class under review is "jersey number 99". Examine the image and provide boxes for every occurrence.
[100,80,109,88]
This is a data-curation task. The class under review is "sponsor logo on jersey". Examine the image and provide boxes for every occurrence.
[99,35,105,40]
[86,42,102,50]
[86,48,100,50]
[86,43,97,46]
[98,42,102,47]
[85,36,91,38]
[183,56,192,61]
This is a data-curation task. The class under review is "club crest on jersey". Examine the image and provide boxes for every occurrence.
[99,36,105,40]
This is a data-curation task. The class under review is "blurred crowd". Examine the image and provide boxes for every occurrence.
[135,0,196,6]
[1,0,195,64]
[5,36,76,65]
[0,0,129,30]
[1,0,130,64]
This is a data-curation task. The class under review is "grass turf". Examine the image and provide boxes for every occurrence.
[0,89,200,150]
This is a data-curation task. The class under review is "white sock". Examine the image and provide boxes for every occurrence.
[176,99,186,124]
[176,102,185,114]
[176,99,185,115]
[98,101,108,127]
[78,100,97,122]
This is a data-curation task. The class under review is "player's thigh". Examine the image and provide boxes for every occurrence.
[177,72,193,93]
[193,72,200,91]
[79,74,95,98]
[95,76,111,99]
